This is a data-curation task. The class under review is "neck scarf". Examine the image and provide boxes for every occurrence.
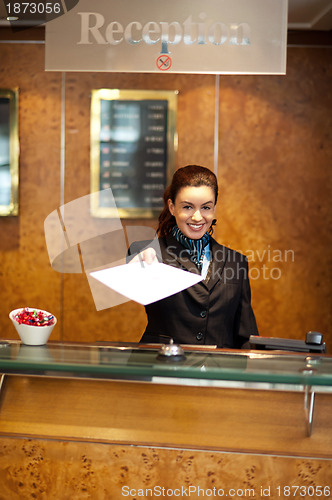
[172,225,210,271]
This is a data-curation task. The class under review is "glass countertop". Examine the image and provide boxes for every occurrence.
[0,340,332,389]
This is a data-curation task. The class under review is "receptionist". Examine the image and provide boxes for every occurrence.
[129,165,258,348]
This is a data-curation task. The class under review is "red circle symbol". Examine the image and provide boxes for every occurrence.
[156,55,172,71]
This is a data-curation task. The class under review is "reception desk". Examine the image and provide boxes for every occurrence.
[0,341,331,498]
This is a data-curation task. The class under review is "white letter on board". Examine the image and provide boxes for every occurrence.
[125,21,143,44]
[208,22,228,45]
[159,21,182,54]
[229,23,251,45]
[142,22,160,45]
[77,12,107,44]
[105,21,124,44]
[183,15,197,45]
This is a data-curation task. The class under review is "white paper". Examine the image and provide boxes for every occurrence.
[90,262,203,305]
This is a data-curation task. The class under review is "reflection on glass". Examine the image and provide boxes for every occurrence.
[0,89,19,216]
[1,341,331,388]
[90,89,178,218]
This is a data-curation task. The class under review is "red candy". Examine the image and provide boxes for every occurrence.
[14,308,55,327]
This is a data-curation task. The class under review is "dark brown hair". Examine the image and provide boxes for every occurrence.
[157,165,218,237]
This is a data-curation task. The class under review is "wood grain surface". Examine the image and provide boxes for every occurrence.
[0,375,331,458]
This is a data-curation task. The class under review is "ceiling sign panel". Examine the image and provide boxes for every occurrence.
[45,0,288,74]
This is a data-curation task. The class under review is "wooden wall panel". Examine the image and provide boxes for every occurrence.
[0,41,331,350]
[0,44,62,341]
[217,48,332,347]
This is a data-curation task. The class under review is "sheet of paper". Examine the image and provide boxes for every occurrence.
[90,262,203,305]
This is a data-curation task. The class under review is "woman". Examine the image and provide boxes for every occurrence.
[129,165,258,348]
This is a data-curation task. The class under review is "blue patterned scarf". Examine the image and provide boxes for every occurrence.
[172,225,210,271]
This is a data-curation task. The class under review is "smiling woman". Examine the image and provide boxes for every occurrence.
[128,165,258,348]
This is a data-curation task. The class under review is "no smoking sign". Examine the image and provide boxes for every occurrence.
[156,55,172,71]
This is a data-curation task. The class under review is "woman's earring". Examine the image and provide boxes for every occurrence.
[209,219,217,235]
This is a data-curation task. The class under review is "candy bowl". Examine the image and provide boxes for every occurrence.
[9,307,57,346]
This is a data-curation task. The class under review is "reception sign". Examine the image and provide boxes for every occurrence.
[45,0,288,74]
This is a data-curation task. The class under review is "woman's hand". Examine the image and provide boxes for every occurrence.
[129,247,158,265]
